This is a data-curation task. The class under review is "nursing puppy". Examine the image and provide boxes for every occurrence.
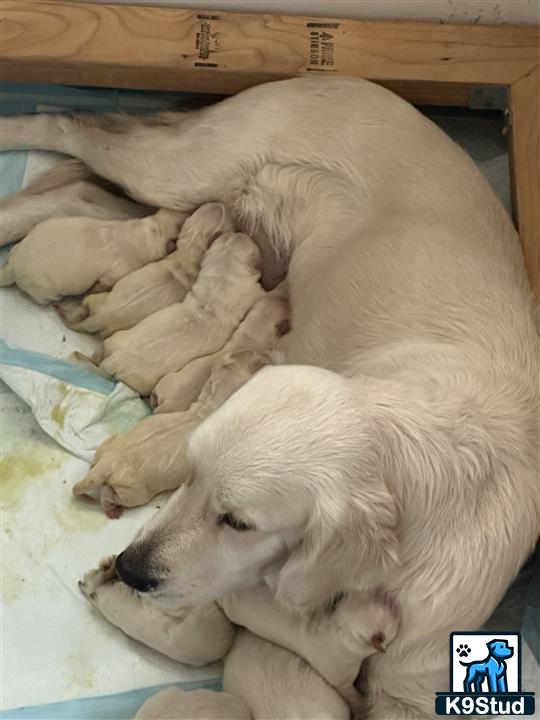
[0,159,150,246]
[0,209,184,304]
[57,203,233,337]
[152,294,290,413]
[74,350,270,517]
[98,232,263,394]
[6,76,539,718]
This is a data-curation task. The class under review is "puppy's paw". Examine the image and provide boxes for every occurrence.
[54,299,89,323]
[79,555,118,599]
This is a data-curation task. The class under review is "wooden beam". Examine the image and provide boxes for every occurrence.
[510,65,540,298]
[1,1,539,105]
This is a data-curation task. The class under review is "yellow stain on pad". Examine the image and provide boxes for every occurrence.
[65,646,98,691]
[54,501,107,534]
[0,560,27,605]
[0,444,64,510]
[51,404,66,427]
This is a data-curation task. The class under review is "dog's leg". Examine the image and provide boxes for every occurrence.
[0,159,150,245]
[133,688,252,720]
[1,111,244,210]
[79,556,236,665]
[463,669,474,694]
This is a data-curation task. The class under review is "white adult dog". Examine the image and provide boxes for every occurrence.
[4,76,538,718]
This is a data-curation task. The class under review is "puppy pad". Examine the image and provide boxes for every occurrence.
[1,83,221,716]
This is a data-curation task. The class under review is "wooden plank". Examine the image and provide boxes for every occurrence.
[1,1,539,104]
[510,66,540,299]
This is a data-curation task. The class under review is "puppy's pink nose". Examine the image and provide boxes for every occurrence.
[276,318,290,336]
[165,239,177,254]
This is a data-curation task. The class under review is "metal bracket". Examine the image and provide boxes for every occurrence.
[468,85,511,133]
[468,85,509,111]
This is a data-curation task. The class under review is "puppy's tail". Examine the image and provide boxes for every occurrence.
[0,260,14,287]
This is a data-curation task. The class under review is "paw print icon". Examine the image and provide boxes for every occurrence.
[456,644,471,658]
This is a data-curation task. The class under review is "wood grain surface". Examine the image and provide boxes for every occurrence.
[1,1,538,101]
[510,65,540,297]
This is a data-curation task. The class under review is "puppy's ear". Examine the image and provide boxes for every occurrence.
[275,476,399,613]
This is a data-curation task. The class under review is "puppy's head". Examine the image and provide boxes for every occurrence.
[115,366,398,611]
[203,232,261,277]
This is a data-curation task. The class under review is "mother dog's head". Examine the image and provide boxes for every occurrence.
[115,366,399,611]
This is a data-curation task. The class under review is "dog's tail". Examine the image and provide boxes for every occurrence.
[0,259,14,287]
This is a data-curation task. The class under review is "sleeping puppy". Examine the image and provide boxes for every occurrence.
[80,556,399,718]
[152,294,290,413]
[0,158,151,246]
[134,632,350,720]
[98,232,263,395]
[0,208,185,304]
[74,350,270,517]
[134,688,252,720]
[219,582,400,699]
[57,203,233,337]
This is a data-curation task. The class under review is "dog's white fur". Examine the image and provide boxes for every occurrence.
[134,687,253,720]
[153,294,289,413]
[132,631,350,720]
[0,208,184,303]
[57,203,234,337]
[73,350,271,516]
[98,232,263,394]
[6,76,539,718]
[80,557,398,717]
[0,159,150,246]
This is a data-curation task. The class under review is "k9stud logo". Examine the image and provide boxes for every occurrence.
[435,632,535,715]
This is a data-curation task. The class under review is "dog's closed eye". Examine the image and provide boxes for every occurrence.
[218,513,253,532]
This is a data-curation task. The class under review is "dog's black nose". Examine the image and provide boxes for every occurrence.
[115,551,159,592]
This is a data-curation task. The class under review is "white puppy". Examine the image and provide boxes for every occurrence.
[57,203,233,337]
[80,557,399,718]
[74,350,270,516]
[132,633,350,720]
[0,208,184,304]
[152,294,290,413]
[0,159,150,246]
[134,688,252,720]
[99,232,263,394]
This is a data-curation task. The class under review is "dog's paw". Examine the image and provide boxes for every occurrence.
[54,299,89,323]
[79,555,118,599]
[457,643,471,658]
[79,557,144,629]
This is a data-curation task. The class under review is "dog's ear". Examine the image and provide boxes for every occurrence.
[274,474,399,613]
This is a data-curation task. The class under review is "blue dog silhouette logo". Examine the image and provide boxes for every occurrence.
[458,639,513,693]
[435,632,536,715]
